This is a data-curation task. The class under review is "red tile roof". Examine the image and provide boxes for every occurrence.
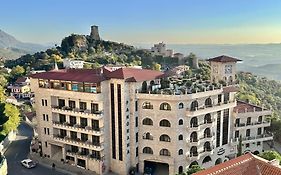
[16,77,29,83]
[30,69,105,83]
[194,153,281,175]
[208,55,242,62]
[30,67,164,83]
[223,86,239,93]
[234,100,264,113]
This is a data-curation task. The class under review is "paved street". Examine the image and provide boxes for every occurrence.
[4,122,67,175]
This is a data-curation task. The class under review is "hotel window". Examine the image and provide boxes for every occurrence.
[136,132,138,143]
[71,83,78,91]
[91,103,99,114]
[160,102,171,111]
[246,117,251,125]
[257,141,261,146]
[78,83,84,92]
[143,147,153,154]
[79,101,87,111]
[178,149,183,155]
[58,99,65,108]
[59,114,66,123]
[45,141,48,148]
[246,143,250,148]
[258,116,263,123]
[257,128,262,135]
[178,103,184,109]
[135,117,138,127]
[142,102,153,109]
[159,119,171,127]
[235,131,239,138]
[246,129,251,137]
[178,135,183,141]
[81,133,88,142]
[160,149,171,156]
[69,116,76,126]
[69,100,76,109]
[70,131,77,140]
[80,117,88,128]
[178,119,183,125]
[135,101,138,111]
[136,147,138,157]
[142,118,153,125]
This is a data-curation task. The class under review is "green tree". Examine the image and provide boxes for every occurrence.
[186,165,204,175]
[259,151,281,164]
[0,75,7,87]
[11,65,25,77]
[152,62,161,71]
[50,54,63,62]
[1,103,20,135]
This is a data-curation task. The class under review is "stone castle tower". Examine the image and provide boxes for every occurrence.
[90,25,101,40]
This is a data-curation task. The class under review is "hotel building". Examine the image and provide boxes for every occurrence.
[30,55,273,175]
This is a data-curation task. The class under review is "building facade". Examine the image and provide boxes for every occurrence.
[30,55,273,175]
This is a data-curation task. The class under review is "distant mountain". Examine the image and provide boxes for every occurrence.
[0,29,48,59]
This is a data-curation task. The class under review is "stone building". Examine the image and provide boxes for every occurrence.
[30,55,273,175]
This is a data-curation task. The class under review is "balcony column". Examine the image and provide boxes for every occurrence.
[66,115,70,123]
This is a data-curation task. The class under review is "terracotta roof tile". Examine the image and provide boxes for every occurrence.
[234,100,264,113]
[208,55,242,62]
[30,67,164,83]
[194,153,281,175]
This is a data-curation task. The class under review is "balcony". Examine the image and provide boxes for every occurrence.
[186,152,200,161]
[234,121,271,129]
[199,149,214,157]
[199,135,215,144]
[186,100,236,117]
[66,150,103,161]
[187,139,200,147]
[53,121,103,136]
[51,106,103,120]
[53,135,104,151]
[234,132,274,143]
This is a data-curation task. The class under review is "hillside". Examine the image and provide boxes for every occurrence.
[0,29,48,59]
[5,33,180,70]
[237,72,281,119]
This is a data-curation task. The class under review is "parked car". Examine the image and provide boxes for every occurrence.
[21,159,37,168]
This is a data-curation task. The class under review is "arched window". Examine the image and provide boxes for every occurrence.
[160,119,171,127]
[160,149,171,156]
[204,128,211,138]
[142,118,153,125]
[215,158,222,165]
[160,134,171,142]
[204,114,212,124]
[143,147,153,154]
[190,100,198,111]
[205,98,212,107]
[178,134,183,140]
[178,166,183,174]
[178,149,183,155]
[190,146,198,157]
[190,117,198,127]
[143,132,153,140]
[190,132,198,142]
[204,141,211,152]
[178,103,184,109]
[142,102,153,109]
[202,156,212,164]
[178,119,183,125]
[160,102,171,111]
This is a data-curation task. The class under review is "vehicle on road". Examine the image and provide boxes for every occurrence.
[21,159,37,168]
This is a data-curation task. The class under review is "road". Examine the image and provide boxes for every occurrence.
[4,122,67,175]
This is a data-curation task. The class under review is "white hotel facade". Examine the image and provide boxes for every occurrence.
[30,55,273,175]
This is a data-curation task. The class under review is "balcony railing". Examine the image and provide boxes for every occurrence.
[186,101,236,117]
[234,121,270,128]
[66,150,104,161]
[53,121,104,135]
[51,106,103,119]
[53,135,104,150]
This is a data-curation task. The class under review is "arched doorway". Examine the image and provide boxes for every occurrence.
[202,156,212,164]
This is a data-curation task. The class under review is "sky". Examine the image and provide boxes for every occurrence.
[1,0,281,45]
